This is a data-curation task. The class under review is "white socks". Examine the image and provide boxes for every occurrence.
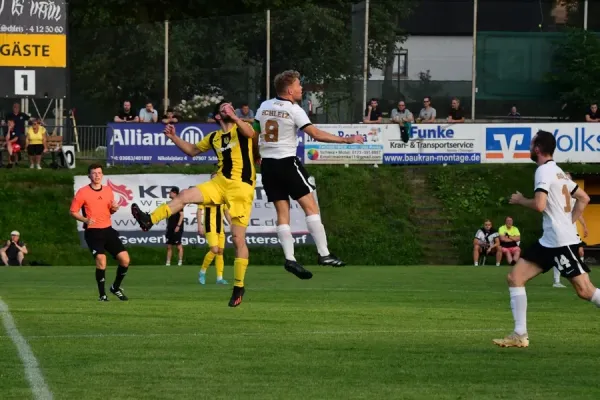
[276,224,296,261]
[591,288,600,308]
[553,267,561,283]
[509,287,528,335]
[306,214,329,257]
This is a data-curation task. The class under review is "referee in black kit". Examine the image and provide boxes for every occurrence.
[165,187,184,266]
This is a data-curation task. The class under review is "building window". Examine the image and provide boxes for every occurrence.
[393,49,408,78]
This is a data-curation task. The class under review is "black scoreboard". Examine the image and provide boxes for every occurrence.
[0,0,67,98]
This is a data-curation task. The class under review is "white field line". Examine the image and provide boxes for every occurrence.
[0,297,53,400]
[15,328,507,341]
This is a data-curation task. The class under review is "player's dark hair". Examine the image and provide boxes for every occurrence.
[484,219,492,224]
[88,163,103,174]
[533,130,556,156]
[170,186,180,194]
[213,100,229,120]
[274,70,301,96]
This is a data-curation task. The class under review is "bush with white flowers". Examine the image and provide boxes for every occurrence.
[173,94,225,121]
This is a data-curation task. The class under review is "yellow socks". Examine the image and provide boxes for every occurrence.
[233,258,248,288]
[201,252,216,273]
[150,204,172,225]
[215,255,224,280]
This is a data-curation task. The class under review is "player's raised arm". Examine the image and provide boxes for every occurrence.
[164,124,203,157]
[303,125,364,144]
[223,104,255,138]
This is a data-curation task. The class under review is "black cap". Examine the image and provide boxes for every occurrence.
[170,186,180,194]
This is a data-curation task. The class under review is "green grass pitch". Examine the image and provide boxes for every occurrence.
[1,265,599,399]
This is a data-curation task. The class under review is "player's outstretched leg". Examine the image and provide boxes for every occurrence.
[132,187,204,231]
[274,200,313,279]
[110,252,130,301]
[229,225,249,307]
[296,194,345,267]
[569,273,600,308]
[493,259,542,348]
[199,247,217,285]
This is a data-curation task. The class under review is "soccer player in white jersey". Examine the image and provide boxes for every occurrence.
[493,130,600,348]
[254,70,364,279]
[552,172,588,288]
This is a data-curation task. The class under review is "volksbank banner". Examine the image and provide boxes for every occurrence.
[106,123,304,164]
[73,174,317,247]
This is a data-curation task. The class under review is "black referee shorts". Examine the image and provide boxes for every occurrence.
[84,227,126,259]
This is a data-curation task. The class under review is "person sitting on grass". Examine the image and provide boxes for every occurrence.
[0,231,28,266]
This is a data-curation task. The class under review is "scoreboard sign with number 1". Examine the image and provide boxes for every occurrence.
[0,0,67,98]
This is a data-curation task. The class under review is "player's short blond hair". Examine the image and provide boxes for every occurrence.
[274,70,300,96]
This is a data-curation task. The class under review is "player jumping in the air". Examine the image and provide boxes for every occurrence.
[131,101,256,307]
[493,130,600,348]
[197,173,231,285]
[254,70,364,279]
[552,171,588,288]
[70,164,131,301]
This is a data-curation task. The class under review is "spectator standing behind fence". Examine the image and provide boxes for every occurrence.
[498,216,521,266]
[139,102,158,123]
[162,108,179,124]
[417,97,436,123]
[363,98,383,124]
[447,98,465,123]
[25,119,48,170]
[0,231,27,266]
[508,105,521,119]
[114,101,139,123]
[235,104,255,123]
[4,102,30,164]
[585,103,599,122]
[4,119,20,169]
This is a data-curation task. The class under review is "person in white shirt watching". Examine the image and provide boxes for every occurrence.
[254,70,364,279]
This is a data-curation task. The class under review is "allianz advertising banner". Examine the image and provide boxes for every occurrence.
[73,174,317,247]
[106,123,305,164]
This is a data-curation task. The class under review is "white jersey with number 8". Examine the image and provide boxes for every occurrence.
[534,160,580,248]
[255,97,312,159]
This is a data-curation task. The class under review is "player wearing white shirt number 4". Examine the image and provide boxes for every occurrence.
[493,130,600,348]
[254,70,364,279]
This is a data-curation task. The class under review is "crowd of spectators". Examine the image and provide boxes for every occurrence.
[1,102,51,169]
[361,98,600,125]
[113,100,255,126]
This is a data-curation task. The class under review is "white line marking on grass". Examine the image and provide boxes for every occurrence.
[0,298,53,400]
[20,328,506,341]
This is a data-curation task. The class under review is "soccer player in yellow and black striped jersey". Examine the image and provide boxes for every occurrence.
[197,178,232,284]
[131,101,256,307]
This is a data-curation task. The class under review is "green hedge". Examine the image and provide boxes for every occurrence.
[4,163,598,267]
[0,164,421,266]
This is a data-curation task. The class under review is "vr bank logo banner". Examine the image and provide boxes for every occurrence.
[73,174,317,247]
[107,123,305,164]
[382,124,482,164]
[483,123,600,163]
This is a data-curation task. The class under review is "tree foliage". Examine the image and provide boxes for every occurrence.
[68,0,414,123]
[547,29,600,120]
